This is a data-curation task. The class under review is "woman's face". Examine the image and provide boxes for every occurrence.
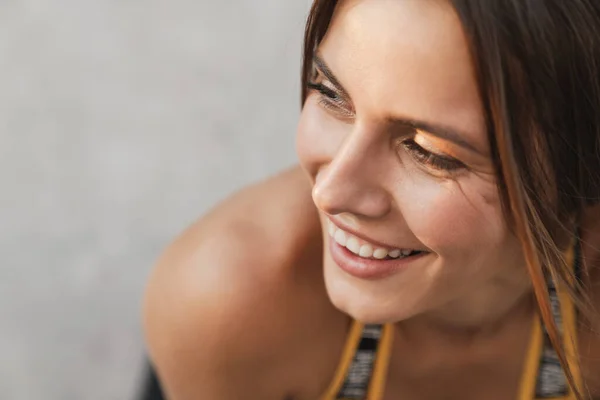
[296,0,529,324]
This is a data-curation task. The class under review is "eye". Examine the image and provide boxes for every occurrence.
[307,81,354,118]
[402,139,466,172]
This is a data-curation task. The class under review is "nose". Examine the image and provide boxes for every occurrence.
[312,125,392,219]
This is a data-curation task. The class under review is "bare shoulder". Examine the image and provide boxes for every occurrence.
[143,166,346,400]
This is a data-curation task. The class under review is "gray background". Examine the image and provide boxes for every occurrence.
[0,1,307,399]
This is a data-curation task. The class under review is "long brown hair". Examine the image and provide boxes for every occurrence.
[301,1,600,397]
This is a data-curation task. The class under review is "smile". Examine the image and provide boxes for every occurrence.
[327,220,424,260]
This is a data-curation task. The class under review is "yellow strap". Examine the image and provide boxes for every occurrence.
[551,241,582,399]
[320,320,365,400]
[557,243,582,399]
[518,242,581,400]
[518,315,543,400]
[366,323,394,400]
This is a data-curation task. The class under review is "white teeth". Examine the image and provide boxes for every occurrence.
[373,248,388,259]
[346,237,360,254]
[334,230,347,246]
[328,221,417,260]
[359,244,374,258]
[388,249,401,258]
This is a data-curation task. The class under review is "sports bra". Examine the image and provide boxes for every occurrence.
[320,238,583,400]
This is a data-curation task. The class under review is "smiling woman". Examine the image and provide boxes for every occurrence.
[143,1,600,399]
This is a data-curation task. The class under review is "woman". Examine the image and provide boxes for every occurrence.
[143,0,600,399]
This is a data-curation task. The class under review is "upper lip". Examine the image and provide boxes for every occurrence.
[329,217,427,251]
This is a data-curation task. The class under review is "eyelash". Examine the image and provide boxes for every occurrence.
[307,82,354,118]
[307,80,465,173]
[402,139,465,172]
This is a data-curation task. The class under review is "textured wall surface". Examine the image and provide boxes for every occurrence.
[0,2,307,399]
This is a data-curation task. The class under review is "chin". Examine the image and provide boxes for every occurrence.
[323,263,422,324]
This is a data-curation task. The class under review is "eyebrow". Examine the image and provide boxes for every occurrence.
[311,53,484,156]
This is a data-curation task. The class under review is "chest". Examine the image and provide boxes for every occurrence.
[379,328,528,400]
[284,323,597,400]
[381,360,523,400]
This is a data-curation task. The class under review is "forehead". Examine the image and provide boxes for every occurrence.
[319,0,485,142]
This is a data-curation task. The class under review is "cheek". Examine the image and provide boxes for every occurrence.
[296,96,348,177]
[399,175,507,258]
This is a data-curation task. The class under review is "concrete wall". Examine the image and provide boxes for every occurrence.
[0,1,307,399]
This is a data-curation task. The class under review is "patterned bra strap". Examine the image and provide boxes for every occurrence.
[336,324,384,399]
[534,234,582,398]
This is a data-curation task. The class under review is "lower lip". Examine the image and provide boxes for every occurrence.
[329,238,427,280]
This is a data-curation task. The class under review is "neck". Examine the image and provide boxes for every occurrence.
[397,279,535,344]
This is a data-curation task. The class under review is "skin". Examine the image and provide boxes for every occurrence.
[143,1,600,399]
[298,0,530,329]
